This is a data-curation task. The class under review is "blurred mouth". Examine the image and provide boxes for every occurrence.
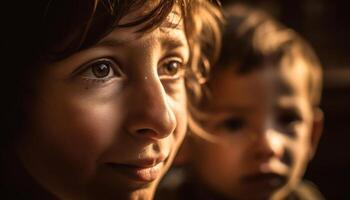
[241,172,287,194]
[106,158,166,183]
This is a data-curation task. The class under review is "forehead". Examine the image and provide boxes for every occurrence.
[118,2,183,31]
[205,60,311,111]
[99,5,185,44]
[273,58,310,100]
[204,67,267,112]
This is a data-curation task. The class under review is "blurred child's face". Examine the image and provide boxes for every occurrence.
[192,60,322,200]
[16,7,188,200]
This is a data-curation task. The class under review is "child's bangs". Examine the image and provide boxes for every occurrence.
[41,0,182,62]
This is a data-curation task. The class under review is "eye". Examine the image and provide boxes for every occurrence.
[78,58,124,83]
[277,112,302,127]
[276,112,302,138]
[221,117,245,132]
[158,59,185,80]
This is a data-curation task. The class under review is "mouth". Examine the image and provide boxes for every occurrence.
[106,158,166,183]
[242,172,287,193]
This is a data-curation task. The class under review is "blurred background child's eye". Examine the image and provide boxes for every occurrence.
[277,112,302,127]
[222,117,245,132]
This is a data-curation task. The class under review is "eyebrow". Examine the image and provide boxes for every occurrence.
[274,100,303,115]
[93,32,187,53]
[160,34,188,50]
[96,35,134,48]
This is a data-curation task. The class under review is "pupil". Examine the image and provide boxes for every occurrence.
[167,62,178,75]
[93,63,110,78]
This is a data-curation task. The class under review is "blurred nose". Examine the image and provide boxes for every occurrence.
[125,75,177,141]
[252,128,285,161]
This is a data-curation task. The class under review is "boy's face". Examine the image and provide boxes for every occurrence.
[16,7,189,200]
[192,60,322,200]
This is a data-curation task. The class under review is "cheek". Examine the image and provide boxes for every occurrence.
[195,140,241,180]
[217,142,244,176]
[287,126,312,183]
[291,125,312,162]
[164,84,188,166]
[28,93,122,173]
[191,141,243,197]
[168,82,188,142]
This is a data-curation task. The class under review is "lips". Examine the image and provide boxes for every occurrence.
[106,158,166,183]
[242,172,287,191]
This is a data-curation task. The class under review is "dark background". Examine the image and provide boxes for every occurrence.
[220,0,350,199]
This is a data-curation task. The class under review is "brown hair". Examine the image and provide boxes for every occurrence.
[216,4,322,107]
[0,0,222,147]
[184,0,224,104]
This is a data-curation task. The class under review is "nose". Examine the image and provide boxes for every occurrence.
[252,128,285,161]
[124,76,177,141]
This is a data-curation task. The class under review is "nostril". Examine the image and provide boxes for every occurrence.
[135,128,166,139]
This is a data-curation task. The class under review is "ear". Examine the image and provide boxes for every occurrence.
[308,108,324,160]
